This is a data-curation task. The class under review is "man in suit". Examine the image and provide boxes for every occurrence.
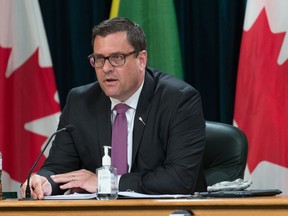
[20,17,206,199]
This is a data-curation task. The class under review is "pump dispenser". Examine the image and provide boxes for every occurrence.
[96,146,118,200]
[102,146,111,166]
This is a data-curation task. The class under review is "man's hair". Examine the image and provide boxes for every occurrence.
[91,17,146,52]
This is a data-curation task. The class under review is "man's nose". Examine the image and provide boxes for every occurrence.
[102,59,114,72]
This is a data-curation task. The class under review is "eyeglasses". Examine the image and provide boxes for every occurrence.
[88,50,139,68]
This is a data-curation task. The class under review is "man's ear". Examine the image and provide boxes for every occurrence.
[138,50,147,70]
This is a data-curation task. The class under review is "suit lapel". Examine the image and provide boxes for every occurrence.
[132,70,154,165]
[95,92,112,156]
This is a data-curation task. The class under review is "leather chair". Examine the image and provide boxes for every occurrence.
[203,121,248,186]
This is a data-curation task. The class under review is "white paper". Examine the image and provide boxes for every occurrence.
[118,191,192,199]
[44,192,96,200]
[44,191,192,200]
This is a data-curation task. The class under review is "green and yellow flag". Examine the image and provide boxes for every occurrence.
[110,0,183,79]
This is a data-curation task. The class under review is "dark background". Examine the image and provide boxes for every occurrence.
[38,0,247,124]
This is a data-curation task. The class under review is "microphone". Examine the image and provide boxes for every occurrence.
[24,125,75,199]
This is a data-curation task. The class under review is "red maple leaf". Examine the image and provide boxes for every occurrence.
[234,9,288,173]
[0,47,60,182]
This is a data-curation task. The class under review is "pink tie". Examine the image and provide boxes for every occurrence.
[111,103,129,175]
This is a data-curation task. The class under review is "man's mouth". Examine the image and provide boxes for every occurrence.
[104,77,118,85]
[106,78,117,82]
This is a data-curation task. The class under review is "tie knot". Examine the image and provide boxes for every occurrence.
[114,103,129,114]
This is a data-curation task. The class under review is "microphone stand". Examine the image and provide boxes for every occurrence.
[24,126,73,199]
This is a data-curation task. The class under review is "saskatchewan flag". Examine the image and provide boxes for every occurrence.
[110,0,183,79]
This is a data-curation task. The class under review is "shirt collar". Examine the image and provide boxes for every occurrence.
[110,81,144,110]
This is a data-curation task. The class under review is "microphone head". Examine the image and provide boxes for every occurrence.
[65,124,75,132]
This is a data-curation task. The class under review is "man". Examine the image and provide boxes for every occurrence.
[20,17,207,199]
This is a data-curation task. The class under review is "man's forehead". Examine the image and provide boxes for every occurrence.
[93,33,132,53]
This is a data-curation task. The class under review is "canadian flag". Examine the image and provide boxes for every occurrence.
[234,0,288,195]
[0,0,61,196]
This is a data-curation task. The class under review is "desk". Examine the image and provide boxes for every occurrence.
[1,196,288,216]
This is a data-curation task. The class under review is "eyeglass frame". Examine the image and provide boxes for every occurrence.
[88,50,139,68]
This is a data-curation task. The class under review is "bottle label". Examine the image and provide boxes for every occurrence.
[97,169,112,194]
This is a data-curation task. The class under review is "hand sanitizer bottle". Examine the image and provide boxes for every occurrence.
[96,146,118,200]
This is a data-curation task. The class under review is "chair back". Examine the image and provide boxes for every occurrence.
[203,121,248,186]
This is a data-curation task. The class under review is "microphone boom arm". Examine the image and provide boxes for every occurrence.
[25,126,72,199]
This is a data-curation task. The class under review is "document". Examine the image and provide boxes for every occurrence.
[44,191,193,200]
[118,191,193,199]
[44,193,96,200]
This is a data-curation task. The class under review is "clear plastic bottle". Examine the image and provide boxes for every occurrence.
[96,146,118,200]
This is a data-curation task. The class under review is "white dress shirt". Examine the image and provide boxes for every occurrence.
[110,81,144,172]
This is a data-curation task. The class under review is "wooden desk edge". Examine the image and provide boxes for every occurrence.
[1,196,288,208]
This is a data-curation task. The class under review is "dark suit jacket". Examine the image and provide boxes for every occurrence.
[38,67,207,195]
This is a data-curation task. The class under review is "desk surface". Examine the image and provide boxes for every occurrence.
[1,196,288,216]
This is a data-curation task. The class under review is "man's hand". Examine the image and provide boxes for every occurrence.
[20,174,52,200]
[51,169,97,193]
